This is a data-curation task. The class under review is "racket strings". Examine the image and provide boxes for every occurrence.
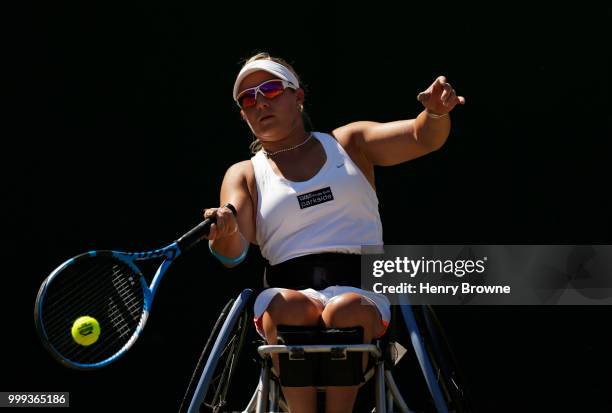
[42,266,119,345]
[44,276,139,362]
[55,271,143,363]
[51,287,138,358]
[41,255,145,364]
[43,263,137,335]
[46,265,140,334]
[43,259,116,320]
[43,262,139,337]
[44,295,138,362]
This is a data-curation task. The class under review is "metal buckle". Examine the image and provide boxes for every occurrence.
[288,347,305,360]
[330,347,347,360]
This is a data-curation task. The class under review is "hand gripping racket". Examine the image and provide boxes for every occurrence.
[34,204,236,370]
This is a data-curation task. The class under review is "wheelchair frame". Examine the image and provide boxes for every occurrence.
[181,289,469,413]
[242,342,411,413]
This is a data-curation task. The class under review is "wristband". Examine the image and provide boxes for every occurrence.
[209,234,249,266]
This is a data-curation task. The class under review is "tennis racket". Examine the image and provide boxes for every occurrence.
[34,203,236,370]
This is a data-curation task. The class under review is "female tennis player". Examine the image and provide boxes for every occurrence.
[204,52,465,413]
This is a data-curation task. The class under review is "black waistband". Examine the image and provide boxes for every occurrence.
[263,253,362,290]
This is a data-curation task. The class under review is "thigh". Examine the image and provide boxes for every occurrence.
[253,288,324,337]
[254,288,325,318]
[324,286,391,325]
[321,287,391,338]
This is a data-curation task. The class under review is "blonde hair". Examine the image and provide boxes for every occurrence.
[238,52,313,154]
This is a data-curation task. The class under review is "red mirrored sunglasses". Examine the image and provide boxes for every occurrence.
[235,79,297,109]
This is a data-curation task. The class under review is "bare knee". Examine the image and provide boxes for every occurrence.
[262,290,322,340]
[321,293,383,337]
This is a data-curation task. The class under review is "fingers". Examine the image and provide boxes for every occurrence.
[208,223,217,241]
[417,91,430,104]
[418,75,466,111]
[440,83,454,105]
[442,86,466,107]
[202,206,238,240]
[433,75,447,92]
[417,75,448,104]
[203,208,216,220]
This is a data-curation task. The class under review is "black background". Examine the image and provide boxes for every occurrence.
[3,2,611,412]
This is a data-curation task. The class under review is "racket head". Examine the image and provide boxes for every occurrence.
[35,251,150,370]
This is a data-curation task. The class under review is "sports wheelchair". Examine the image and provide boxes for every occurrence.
[178,289,471,413]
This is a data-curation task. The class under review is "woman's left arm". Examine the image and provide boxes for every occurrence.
[333,76,465,167]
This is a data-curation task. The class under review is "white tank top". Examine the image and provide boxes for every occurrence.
[251,132,383,265]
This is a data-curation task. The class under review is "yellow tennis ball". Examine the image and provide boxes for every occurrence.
[71,316,101,346]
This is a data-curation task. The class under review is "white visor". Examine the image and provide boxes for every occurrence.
[233,60,300,101]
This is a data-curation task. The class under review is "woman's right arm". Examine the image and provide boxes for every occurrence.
[204,161,256,267]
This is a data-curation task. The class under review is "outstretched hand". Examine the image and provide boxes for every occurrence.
[417,76,465,116]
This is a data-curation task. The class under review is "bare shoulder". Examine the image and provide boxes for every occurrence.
[222,160,256,187]
[331,123,380,161]
[222,159,257,206]
[331,123,367,151]
[225,160,253,176]
[329,124,376,186]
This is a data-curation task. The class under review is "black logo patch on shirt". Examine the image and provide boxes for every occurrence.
[297,187,334,209]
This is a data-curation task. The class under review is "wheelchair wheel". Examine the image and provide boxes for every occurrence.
[416,305,472,413]
[178,289,252,413]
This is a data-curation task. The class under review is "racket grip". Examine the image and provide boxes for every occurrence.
[176,203,237,252]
